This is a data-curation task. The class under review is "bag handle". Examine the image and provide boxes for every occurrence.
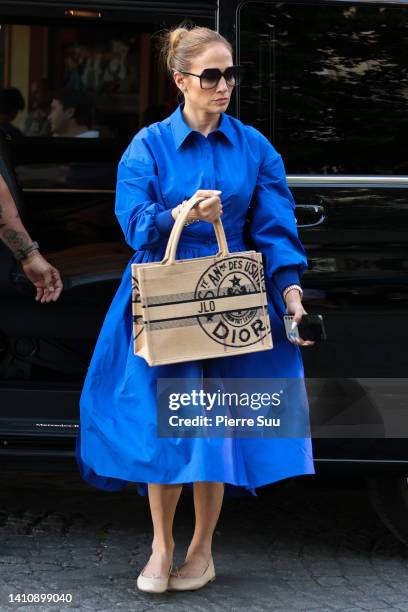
[161,196,230,265]
[161,199,194,262]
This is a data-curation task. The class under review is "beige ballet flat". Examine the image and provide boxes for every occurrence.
[167,557,216,591]
[136,560,173,593]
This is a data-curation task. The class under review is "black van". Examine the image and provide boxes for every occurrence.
[1,0,408,543]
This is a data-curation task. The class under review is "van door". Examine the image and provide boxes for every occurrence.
[226,0,408,456]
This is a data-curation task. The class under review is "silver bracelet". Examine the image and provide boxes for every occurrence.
[282,284,303,301]
[179,200,200,226]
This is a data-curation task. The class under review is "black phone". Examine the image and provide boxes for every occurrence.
[283,313,327,342]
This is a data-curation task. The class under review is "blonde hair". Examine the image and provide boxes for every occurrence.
[157,24,233,78]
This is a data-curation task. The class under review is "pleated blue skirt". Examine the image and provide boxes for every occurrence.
[75,232,316,498]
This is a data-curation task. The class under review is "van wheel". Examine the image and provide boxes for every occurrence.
[366,476,408,547]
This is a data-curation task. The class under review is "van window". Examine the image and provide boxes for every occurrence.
[0,20,180,188]
[0,16,188,265]
[0,22,175,143]
[238,1,408,174]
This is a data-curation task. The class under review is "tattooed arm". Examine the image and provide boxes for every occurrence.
[0,173,34,256]
[0,173,63,302]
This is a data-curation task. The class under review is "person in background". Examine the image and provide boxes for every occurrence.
[48,88,100,138]
[0,88,25,140]
[22,79,52,137]
[0,173,63,302]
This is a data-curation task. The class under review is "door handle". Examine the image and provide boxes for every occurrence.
[295,204,326,228]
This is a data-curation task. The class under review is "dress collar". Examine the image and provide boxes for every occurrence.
[170,101,236,150]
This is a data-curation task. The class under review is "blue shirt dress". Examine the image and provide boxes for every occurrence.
[75,101,316,497]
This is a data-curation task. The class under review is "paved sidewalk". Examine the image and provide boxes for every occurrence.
[0,471,408,611]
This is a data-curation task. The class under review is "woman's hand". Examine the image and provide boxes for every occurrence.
[284,289,315,347]
[20,250,63,303]
[173,189,223,224]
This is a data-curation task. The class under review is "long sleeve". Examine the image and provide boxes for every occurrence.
[115,129,176,251]
[247,134,308,295]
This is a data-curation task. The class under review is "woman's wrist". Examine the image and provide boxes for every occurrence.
[282,284,303,303]
[172,200,199,225]
[171,204,182,222]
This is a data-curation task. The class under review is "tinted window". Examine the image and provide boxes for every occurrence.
[238,1,408,174]
[0,20,180,188]
[0,23,175,141]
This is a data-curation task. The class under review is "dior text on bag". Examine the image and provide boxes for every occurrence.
[131,198,273,366]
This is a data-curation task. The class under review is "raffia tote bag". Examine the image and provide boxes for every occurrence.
[131,197,273,366]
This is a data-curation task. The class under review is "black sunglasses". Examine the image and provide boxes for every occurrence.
[177,65,241,89]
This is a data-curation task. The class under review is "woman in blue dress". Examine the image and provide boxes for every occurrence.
[76,24,316,592]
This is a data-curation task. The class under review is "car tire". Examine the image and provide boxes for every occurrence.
[366,476,408,547]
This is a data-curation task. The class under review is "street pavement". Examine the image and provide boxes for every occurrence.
[1,471,408,611]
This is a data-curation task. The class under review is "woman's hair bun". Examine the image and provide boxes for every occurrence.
[168,27,189,54]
